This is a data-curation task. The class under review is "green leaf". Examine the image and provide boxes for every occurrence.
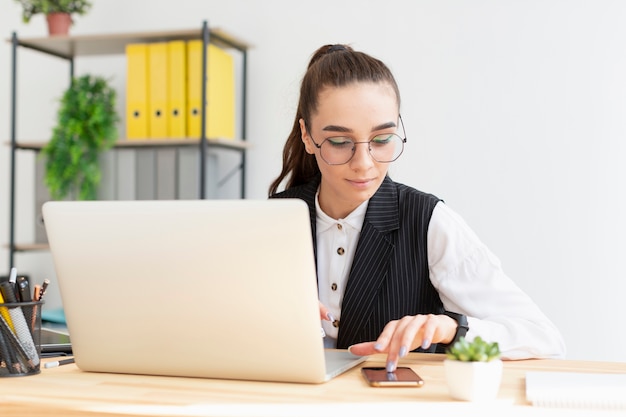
[445,336,501,362]
[41,74,118,200]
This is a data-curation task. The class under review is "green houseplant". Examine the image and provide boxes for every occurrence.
[42,74,118,201]
[444,336,503,401]
[15,0,92,35]
[446,336,501,362]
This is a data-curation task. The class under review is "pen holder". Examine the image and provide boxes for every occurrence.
[0,300,44,377]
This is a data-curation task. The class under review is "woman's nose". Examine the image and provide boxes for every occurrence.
[349,142,374,169]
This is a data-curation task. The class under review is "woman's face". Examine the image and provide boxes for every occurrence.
[300,81,400,219]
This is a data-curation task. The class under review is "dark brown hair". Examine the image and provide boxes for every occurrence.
[267,44,401,196]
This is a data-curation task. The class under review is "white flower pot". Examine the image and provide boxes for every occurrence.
[444,359,503,401]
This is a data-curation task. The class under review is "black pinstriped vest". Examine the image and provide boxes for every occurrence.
[271,175,445,351]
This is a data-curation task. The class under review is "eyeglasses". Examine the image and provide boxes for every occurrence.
[307,115,407,165]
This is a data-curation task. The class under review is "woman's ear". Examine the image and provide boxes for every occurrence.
[299,118,315,154]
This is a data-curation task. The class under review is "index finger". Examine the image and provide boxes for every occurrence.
[319,301,331,321]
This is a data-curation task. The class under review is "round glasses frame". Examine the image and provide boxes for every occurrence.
[307,115,407,165]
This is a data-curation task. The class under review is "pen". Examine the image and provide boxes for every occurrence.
[8,268,18,301]
[8,267,17,284]
[44,357,74,368]
[16,276,31,303]
[31,285,41,331]
[33,284,41,302]
[38,279,50,301]
[16,277,33,326]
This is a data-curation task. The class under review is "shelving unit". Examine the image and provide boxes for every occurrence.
[7,21,250,268]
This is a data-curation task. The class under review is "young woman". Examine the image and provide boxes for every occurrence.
[269,44,566,372]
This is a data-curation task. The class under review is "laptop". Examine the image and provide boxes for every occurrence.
[42,199,366,383]
[40,327,72,356]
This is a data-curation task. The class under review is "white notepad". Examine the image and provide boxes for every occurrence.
[526,371,626,409]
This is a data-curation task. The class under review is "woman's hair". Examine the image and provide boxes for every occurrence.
[267,44,401,196]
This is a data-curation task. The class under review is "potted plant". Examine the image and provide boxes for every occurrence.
[42,74,118,201]
[14,0,92,35]
[444,336,502,401]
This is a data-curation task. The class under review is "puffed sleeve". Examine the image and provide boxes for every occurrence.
[427,202,566,359]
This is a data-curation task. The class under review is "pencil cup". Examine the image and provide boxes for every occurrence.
[0,300,44,377]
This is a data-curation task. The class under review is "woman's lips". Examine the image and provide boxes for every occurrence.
[348,178,374,189]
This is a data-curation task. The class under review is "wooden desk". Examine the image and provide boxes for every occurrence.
[1,353,625,416]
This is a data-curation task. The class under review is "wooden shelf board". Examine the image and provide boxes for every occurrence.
[7,138,250,151]
[10,243,50,252]
[8,27,251,59]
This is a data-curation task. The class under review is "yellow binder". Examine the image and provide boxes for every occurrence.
[167,41,187,138]
[187,40,235,139]
[147,42,168,139]
[125,43,148,139]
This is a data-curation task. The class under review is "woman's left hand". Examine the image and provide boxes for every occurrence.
[348,314,458,372]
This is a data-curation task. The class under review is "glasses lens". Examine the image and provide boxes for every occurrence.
[319,133,405,165]
[369,133,404,163]
[320,137,355,165]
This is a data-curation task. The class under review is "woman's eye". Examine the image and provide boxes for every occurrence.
[371,134,393,144]
[326,137,353,147]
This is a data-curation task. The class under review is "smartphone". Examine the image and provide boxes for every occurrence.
[361,367,424,387]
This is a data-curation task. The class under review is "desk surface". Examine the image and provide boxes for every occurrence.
[1,353,625,416]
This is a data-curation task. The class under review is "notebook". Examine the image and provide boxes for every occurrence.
[526,371,626,409]
[42,199,366,383]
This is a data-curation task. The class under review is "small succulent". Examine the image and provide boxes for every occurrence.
[446,336,501,362]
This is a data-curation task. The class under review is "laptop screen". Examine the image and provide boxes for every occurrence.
[42,199,363,383]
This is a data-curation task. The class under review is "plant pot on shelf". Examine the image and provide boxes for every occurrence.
[444,358,503,401]
[46,12,71,36]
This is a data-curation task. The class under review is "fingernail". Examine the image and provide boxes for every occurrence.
[374,343,383,352]
[421,339,431,350]
[327,313,336,322]
[386,361,396,373]
[399,345,408,358]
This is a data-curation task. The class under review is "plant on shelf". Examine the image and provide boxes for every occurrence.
[443,336,503,401]
[42,74,118,201]
[15,0,92,35]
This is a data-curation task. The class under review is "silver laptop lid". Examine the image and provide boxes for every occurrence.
[43,199,341,383]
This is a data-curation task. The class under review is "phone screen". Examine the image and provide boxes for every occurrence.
[361,367,424,387]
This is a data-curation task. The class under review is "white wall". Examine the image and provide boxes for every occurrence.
[1,0,625,362]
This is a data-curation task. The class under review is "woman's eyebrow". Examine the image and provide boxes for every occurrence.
[322,125,352,133]
[321,121,397,133]
[372,121,397,131]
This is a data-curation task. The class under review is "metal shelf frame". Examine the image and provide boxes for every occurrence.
[7,21,249,268]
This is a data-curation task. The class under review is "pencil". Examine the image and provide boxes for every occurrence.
[38,280,50,301]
